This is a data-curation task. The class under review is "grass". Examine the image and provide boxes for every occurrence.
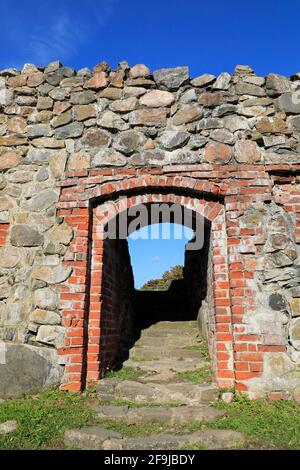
[180,443,205,450]
[105,367,149,380]
[174,366,211,384]
[104,396,300,449]
[209,396,300,450]
[0,389,93,450]
[2,387,300,450]
[176,397,300,450]
[174,396,300,450]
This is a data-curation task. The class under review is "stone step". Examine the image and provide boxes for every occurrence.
[64,426,122,450]
[114,380,219,405]
[97,379,219,405]
[129,347,202,361]
[118,429,245,451]
[90,403,225,425]
[139,330,199,338]
[133,336,199,348]
[64,426,244,450]
[96,378,123,401]
[122,358,203,372]
[139,370,178,383]
[142,325,199,337]
[141,321,198,331]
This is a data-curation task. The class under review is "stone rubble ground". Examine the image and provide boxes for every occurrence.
[64,321,244,450]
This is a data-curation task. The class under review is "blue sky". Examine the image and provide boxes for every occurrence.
[128,224,194,288]
[1,0,300,77]
[1,0,299,285]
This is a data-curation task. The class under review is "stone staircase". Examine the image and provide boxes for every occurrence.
[95,321,218,409]
[64,320,245,450]
[125,320,205,370]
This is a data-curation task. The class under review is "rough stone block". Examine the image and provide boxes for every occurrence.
[0,343,63,398]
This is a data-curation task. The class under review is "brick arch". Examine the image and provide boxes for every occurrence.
[58,174,229,208]
[57,177,233,392]
[93,193,224,231]
[92,175,229,200]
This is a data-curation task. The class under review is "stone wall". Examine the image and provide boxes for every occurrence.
[99,237,135,375]
[0,59,300,398]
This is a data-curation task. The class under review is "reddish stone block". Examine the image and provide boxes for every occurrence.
[204,142,232,164]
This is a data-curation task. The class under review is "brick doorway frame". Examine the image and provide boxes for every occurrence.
[57,175,234,391]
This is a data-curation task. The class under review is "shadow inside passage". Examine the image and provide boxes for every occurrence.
[113,278,203,370]
[100,220,211,373]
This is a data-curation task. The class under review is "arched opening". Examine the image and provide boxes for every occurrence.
[96,204,212,376]
[110,219,211,371]
[84,190,229,387]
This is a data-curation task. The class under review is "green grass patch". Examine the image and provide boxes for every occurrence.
[96,397,300,449]
[174,366,211,384]
[106,367,149,380]
[82,386,97,398]
[179,443,205,450]
[210,396,300,449]
[2,386,300,450]
[0,388,93,450]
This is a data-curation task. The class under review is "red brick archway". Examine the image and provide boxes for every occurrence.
[57,175,234,392]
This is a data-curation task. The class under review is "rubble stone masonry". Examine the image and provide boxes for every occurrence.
[0,60,299,399]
